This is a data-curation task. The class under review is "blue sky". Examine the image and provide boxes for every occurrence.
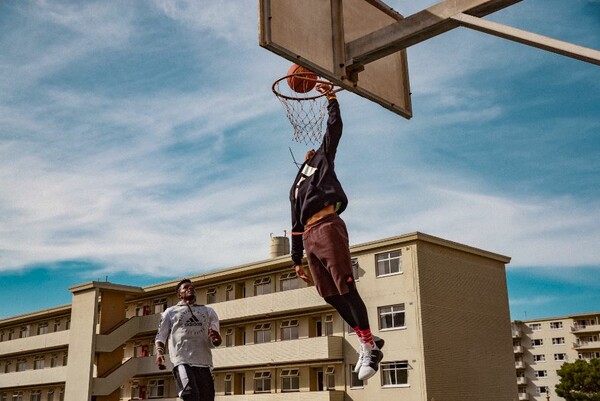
[0,0,599,320]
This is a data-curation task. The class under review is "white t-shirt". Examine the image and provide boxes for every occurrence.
[155,301,220,368]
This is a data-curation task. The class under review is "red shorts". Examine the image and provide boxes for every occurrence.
[303,213,355,298]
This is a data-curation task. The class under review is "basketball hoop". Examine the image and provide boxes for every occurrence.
[272,72,340,146]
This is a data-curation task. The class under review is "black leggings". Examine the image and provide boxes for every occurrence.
[324,289,370,330]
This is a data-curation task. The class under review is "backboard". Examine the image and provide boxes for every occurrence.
[259,0,412,119]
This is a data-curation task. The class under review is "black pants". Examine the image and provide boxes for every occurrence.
[173,364,215,401]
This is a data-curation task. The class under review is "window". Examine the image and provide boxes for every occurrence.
[29,390,41,401]
[381,361,409,387]
[207,288,217,304]
[0,393,6,401]
[131,383,140,399]
[226,284,234,301]
[19,326,29,339]
[537,386,549,395]
[254,324,271,344]
[47,392,53,401]
[532,339,543,347]
[280,272,298,291]
[324,366,335,390]
[351,258,360,281]
[16,359,26,372]
[379,304,406,330]
[324,315,334,336]
[225,328,234,347]
[37,323,48,335]
[375,250,401,276]
[254,371,271,393]
[534,370,548,378]
[280,320,299,341]
[4,361,10,374]
[552,337,565,345]
[11,392,22,401]
[148,379,165,398]
[63,353,68,366]
[554,353,567,361]
[281,369,299,392]
[50,354,58,368]
[550,322,563,329]
[254,277,272,296]
[224,374,233,395]
[530,323,541,331]
[153,298,167,314]
[59,388,64,401]
[53,320,61,332]
[7,331,14,341]
[33,356,44,370]
[350,365,363,388]
[533,354,546,362]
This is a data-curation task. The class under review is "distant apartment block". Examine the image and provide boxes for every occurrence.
[512,312,600,401]
[0,232,517,401]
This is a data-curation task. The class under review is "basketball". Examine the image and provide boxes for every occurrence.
[286,64,318,93]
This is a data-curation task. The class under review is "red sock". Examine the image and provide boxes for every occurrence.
[359,328,374,346]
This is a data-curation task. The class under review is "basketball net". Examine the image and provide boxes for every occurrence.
[272,74,335,146]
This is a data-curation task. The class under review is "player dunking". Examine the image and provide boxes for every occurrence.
[290,85,384,381]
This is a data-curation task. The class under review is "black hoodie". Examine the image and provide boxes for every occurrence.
[289,99,348,265]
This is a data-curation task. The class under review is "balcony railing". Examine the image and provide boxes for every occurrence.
[114,392,344,401]
[515,361,525,369]
[211,287,328,322]
[0,365,67,388]
[214,336,343,369]
[512,329,522,338]
[516,377,528,385]
[571,323,600,333]
[573,340,600,350]
[513,345,524,354]
[91,336,343,396]
[518,393,529,400]
[0,330,69,355]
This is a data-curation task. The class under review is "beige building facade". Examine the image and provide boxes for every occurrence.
[512,312,600,401]
[0,232,517,401]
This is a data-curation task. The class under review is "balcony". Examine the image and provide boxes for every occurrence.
[518,393,529,400]
[113,392,344,401]
[513,345,524,354]
[0,366,67,388]
[0,330,69,356]
[91,337,343,396]
[571,323,600,333]
[214,392,344,401]
[573,340,600,350]
[515,361,525,369]
[516,377,528,385]
[211,287,328,322]
[214,336,343,369]
[512,329,522,338]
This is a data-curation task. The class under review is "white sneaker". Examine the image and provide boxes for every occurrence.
[354,336,384,374]
[358,343,384,381]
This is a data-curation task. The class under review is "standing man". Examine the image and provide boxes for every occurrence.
[290,85,383,381]
[155,279,222,401]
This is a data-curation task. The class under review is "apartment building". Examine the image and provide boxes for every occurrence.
[512,312,600,401]
[0,232,517,401]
